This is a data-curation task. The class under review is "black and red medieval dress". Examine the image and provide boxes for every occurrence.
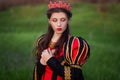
[33,36,90,80]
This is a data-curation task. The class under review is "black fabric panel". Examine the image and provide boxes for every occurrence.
[33,61,45,80]
[68,36,74,63]
[33,66,36,80]
[71,68,84,80]
[78,37,90,59]
[47,57,64,77]
[75,37,84,64]
[52,72,57,80]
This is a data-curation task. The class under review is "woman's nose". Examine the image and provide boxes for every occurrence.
[57,22,61,27]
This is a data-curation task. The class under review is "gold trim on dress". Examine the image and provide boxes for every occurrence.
[71,65,82,69]
[61,60,82,80]
[64,66,71,80]
[34,66,37,80]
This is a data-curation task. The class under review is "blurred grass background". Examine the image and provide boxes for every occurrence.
[0,2,120,80]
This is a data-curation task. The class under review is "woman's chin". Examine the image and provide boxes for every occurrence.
[55,31,63,34]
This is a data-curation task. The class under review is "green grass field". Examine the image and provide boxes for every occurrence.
[0,3,120,80]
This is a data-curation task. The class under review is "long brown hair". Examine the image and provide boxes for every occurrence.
[35,8,72,60]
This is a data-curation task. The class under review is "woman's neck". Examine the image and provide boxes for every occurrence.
[51,33,62,42]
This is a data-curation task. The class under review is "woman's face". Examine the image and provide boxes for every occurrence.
[49,12,69,35]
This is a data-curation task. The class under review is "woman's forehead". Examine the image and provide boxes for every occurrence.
[51,12,67,18]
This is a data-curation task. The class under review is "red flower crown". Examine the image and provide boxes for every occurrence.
[48,0,71,11]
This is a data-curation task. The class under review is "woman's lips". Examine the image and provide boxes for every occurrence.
[57,28,62,31]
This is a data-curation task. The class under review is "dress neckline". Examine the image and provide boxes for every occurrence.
[49,41,56,48]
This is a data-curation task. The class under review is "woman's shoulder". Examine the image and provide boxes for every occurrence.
[36,34,45,46]
[68,36,89,45]
[68,36,90,53]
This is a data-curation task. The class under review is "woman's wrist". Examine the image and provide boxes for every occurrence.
[40,58,47,66]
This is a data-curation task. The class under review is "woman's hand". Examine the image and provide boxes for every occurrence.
[40,48,55,65]
[40,57,47,65]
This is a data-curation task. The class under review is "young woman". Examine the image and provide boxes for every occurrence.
[33,0,90,80]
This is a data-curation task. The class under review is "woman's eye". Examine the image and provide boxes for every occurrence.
[52,18,57,22]
[61,18,66,22]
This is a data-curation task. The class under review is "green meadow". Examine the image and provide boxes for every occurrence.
[0,3,120,80]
